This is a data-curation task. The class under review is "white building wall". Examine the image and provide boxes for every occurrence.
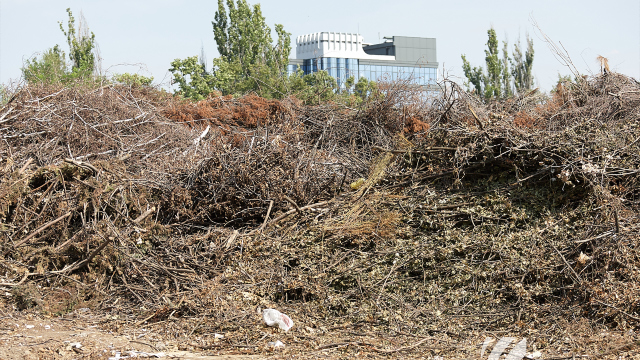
[295,32,394,61]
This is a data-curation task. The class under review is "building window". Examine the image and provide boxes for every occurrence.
[291,59,436,89]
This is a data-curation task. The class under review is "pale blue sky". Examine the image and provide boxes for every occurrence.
[1,0,638,92]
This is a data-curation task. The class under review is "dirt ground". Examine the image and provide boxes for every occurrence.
[0,308,262,360]
[1,305,640,359]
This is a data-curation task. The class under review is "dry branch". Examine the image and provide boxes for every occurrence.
[4,212,71,255]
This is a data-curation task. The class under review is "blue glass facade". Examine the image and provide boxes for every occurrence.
[288,57,437,87]
[346,58,358,80]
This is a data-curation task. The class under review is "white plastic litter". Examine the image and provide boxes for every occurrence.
[107,350,165,359]
[268,340,285,348]
[129,351,165,358]
[262,308,294,331]
[526,351,542,359]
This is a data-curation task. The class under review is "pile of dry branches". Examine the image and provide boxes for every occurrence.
[1,73,640,357]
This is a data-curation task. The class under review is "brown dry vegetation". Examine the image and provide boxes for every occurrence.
[1,74,640,358]
[163,94,288,130]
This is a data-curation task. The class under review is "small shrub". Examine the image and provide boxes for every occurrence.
[112,73,154,87]
[21,45,68,84]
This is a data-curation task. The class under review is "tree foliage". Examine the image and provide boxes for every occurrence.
[287,69,338,105]
[462,28,535,100]
[112,73,154,87]
[59,8,96,77]
[169,57,217,101]
[22,9,99,85]
[483,28,503,98]
[22,45,68,84]
[286,68,380,105]
[510,35,535,94]
[501,41,512,97]
[213,0,290,75]
[353,76,380,102]
[169,0,377,104]
[170,0,291,100]
[210,0,290,96]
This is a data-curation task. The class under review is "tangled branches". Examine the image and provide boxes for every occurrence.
[1,72,640,357]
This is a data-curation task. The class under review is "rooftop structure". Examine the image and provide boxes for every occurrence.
[288,32,438,88]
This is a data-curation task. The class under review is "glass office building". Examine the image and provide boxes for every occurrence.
[288,32,438,89]
[287,60,438,87]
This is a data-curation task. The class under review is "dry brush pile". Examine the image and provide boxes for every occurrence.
[1,74,640,358]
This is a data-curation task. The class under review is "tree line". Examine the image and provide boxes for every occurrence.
[19,1,377,106]
[19,1,540,105]
[168,0,378,104]
[21,8,153,88]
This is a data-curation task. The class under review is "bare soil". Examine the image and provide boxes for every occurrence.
[0,308,261,360]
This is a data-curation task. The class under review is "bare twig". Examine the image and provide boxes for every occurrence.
[4,212,72,255]
[64,158,99,174]
[133,206,156,224]
[284,196,302,213]
[468,105,484,130]
[18,158,33,175]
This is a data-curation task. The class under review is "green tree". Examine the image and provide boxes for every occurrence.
[510,34,535,95]
[21,8,99,85]
[170,0,291,100]
[462,28,509,100]
[211,0,290,95]
[169,57,217,100]
[462,28,534,100]
[353,77,379,103]
[284,67,379,105]
[501,40,512,97]
[299,70,339,104]
[59,8,96,78]
[21,45,68,84]
[460,56,484,97]
[482,28,503,98]
[213,0,290,74]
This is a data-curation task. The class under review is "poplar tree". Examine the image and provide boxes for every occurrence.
[211,0,291,94]
[59,8,96,77]
[483,28,503,99]
[462,28,534,100]
[462,28,509,100]
[22,8,97,84]
[501,41,512,98]
[510,35,535,95]
[170,0,292,99]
